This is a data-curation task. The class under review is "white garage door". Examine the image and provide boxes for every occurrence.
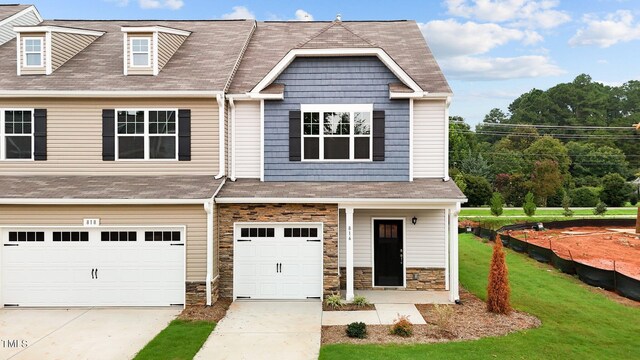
[234,223,323,300]
[1,227,185,307]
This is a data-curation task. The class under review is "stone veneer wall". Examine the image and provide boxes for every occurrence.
[340,267,445,291]
[185,277,220,306]
[217,203,339,298]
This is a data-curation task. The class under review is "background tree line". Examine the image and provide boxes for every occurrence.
[451,74,640,208]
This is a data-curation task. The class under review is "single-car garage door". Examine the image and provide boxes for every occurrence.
[234,223,323,300]
[1,226,185,307]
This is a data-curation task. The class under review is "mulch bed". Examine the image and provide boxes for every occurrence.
[177,297,233,323]
[323,303,376,311]
[321,289,540,345]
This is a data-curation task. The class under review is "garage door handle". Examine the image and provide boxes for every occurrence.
[91,268,95,279]
[95,268,98,279]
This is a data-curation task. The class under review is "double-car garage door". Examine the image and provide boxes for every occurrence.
[1,227,185,307]
[234,223,323,300]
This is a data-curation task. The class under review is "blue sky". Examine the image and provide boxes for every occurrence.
[12,0,640,125]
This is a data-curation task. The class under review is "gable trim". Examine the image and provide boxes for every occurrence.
[14,26,104,37]
[120,26,191,37]
[250,47,424,95]
[0,6,43,27]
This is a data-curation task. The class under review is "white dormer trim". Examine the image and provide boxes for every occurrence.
[15,32,20,76]
[13,26,104,37]
[250,47,424,95]
[120,26,191,37]
[123,32,128,76]
[45,32,52,74]
[153,32,159,76]
[0,5,43,28]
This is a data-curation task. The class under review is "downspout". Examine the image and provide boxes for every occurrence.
[215,94,226,179]
[205,178,226,306]
[229,97,236,181]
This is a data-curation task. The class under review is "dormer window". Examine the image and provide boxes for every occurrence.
[23,37,43,67]
[131,38,150,67]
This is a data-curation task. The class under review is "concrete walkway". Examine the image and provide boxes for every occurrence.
[0,307,179,360]
[322,304,427,325]
[195,301,321,360]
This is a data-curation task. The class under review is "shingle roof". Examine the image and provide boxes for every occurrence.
[217,178,466,201]
[0,4,30,22]
[228,20,451,94]
[0,19,255,91]
[0,176,222,200]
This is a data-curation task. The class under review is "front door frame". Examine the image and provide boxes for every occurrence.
[371,217,406,288]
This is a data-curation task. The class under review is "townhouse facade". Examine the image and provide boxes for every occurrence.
[0,4,466,308]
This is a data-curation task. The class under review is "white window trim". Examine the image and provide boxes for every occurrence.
[300,104,373,162]
[22,37,44,68]
[114,109,179,161]
[0,108,35,161]
[129,37,151,68]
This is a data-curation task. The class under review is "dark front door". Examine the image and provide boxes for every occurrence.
[373,219,403,286]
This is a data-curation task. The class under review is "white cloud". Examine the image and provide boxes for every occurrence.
[441,55,565,80]
[569,10,640,47]
[104,0,129,6]
[294,9,314,21]
[138,0,183,10]
[597,59,608,64]
[444,0,570,29]
[221,6,255,20]
[419,20,541,57]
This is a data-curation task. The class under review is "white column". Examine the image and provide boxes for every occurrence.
[345,207,355,301]
[449,204,460,302]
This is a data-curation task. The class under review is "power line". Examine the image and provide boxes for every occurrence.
[458,130,639,139]
[455,122,635,130]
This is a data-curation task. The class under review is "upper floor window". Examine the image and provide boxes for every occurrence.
[23,37,43,67]
[116,110,177,160]
[130,38,150,67]
[1,110,34,160]
[301,104,372,161]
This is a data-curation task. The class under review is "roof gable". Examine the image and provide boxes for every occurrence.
[297,21,374,49]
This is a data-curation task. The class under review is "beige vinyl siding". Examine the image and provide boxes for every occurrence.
[413,100,446,178]
[157,32,186,71]
[50,32,98,71]
[234,101,261,178]
[127,33,153,75]
[339,209,446,268]
[0,204,208,281]
[19,32,46,75]
[0,98,218,175]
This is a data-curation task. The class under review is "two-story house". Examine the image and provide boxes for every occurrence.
[0,5,466,309]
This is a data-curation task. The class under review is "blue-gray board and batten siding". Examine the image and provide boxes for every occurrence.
[263,56,410,181]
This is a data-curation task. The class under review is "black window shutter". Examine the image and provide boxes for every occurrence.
[373,110,385,161]
[102,109,115,161]
[33,109,47,161]
[289,110,301,161]
[178,109,191,161]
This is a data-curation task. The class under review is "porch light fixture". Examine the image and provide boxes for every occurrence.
[411,216,417,225]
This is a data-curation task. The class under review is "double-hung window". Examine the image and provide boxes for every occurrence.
[23,37,43,67]
[1,109,34,160]
[301,104,372,161]
[130,38,150,67]
[116,110,177,160]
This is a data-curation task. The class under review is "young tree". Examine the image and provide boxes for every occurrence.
[600,173,632,207]
[490,192,504,217]
[593,201,608,216]
[530,159,563,206]
[523,192,537,217]
[463,174,493,207]
[487,235,511,315]
[562,195,574,217]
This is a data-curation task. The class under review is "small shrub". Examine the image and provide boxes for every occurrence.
[570,186,600,207]
[487,235,511,314]
[562,194,574,217]
[346,322,367,339]
[523,192,537,217]
[490,192,504,217]
[630,193,638,206]
[324,293,343,309]
[593,201,608,216]
[352,295,370,307]
[389,314,413,337]
[432,304,455,333]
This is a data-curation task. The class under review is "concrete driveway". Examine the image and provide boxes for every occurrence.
[195,301,321,360]
[0,307,180,360]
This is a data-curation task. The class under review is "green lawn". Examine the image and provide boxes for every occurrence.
[319,234,640,359]
[460,207,638,217]
[133,320,215,360]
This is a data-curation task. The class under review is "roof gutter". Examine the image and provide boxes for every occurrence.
[0,91,223,98]
[0,198,210,205]
[389,91,453,100]
[204,177,226,306]
[229,98,236,181]
[215,197,467,205]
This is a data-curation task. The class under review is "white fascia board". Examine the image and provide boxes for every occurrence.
[390,91,453,99]
[226,93,283,100]
[215,197,467,206]
[0,6,43,27]
[14,26,104,37]
[250,48,423,95]
[0,198,209,205]
[121,26,191,37]
[0,90,222,98]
